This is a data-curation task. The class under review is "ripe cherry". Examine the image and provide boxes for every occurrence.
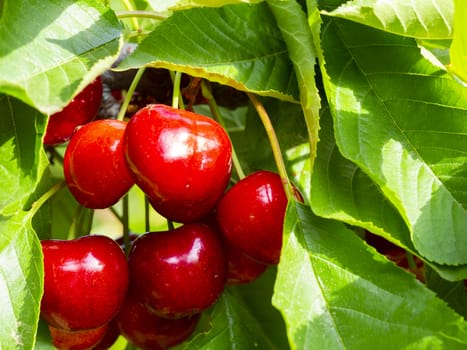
[225,244,268,285]
[117,294,200,350]
[124,104,232,223]
[44,77,103,145]
[216,170,288,265]
[41,235,129,331]
[128,223,227,318]
[63,119,134,209]
[48,323,108,350]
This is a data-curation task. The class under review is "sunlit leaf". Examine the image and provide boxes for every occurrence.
[449,0,467,83]
[118,3,299,103]
[0,0,122,114]
[320,18,467,265]
[273,202,467,349]
[325,0,453,39]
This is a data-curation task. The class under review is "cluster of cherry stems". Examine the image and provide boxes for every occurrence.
[37,70,294,350]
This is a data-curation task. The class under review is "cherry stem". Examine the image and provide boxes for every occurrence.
[68,205,85,240]
[120,0,139,30]
[406,251,417,270]
[117,66,146,122]
[144,196,150,232]
[171,71,185,110]
[247,93,294,200]
[117,10,167,20]
[200,80,246,180]
[122,195,131,256]
[167,220,175,231]
[29,180,66,219]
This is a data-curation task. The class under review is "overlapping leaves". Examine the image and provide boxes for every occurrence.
[0,0,122,114]
[319,17,467,265]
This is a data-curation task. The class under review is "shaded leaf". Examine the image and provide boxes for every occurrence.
[118,3,299,102]
[310,106,467,281]
[320,18,467,265]
[273,202,467,349]
[0,0,122,114]
[174,289,281,349]
[0,95,49,216]
[325,0,453,39]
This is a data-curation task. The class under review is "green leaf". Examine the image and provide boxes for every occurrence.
[118,3,299,102]
[324,0,454,39]
[273,202,467,349]
[0,95,49,216]
[146,0,263,12]
[267,0,321,172]
[320,18,467,265]
[0,211,44,350]
[0,0,122,114]
[174,289,281,349]
[310,106,467,281]
[449,0,467,83]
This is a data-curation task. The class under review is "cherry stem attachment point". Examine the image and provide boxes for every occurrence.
[200,80,246,180]
[247,93,294,200]
[117,66,146,122]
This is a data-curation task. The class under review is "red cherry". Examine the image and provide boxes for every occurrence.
[41,235,129,331]
[124,104,232,223]
[128,223,227,318]
[48,323,108,350]
[226,244,268,285]
[44,77,103,145]
[117,294,200,350]
[216,170,288,265]
[63,119,134,209]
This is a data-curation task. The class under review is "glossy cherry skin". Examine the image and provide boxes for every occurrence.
[117,294,200,350]
[63,119,134,209]
[216,170,288,265]
[124,104,232,223]
[48,323,108,350]
[226,244,268,285]
[128,223,227,318]
[41,235,129,331]
[44,77,103,145]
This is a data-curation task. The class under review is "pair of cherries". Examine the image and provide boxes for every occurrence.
[41,79,289,349]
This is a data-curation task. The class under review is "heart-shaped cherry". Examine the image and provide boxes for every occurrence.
[44,77,103,145]
[216,170,288,265]
[63,119,134,209]
[117,293,200,350]
[128,223,227,318]
[48,323,108,350]
[124,104,232,223]
[41,235,129,331]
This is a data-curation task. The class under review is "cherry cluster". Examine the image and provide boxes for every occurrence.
[41,77,288,349]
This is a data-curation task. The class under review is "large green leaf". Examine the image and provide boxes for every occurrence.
[0,95,49,216]
[118,3,299,102]
[0,95,49,349]
[0,0,122,114]
[450,0,467,83]
[0,211,44,350]
[273,202,467,349]
[320,18,467,265]
[324,0,453,39]
[310,106,467,281]
[173,288,281,349]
